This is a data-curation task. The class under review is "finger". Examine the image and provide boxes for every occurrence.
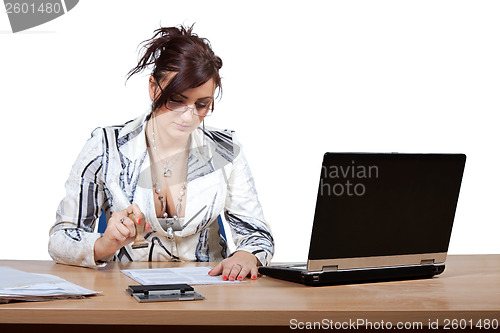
[209,262,223,276]
[229,265,243,281]
[237,266,251,281]
[145,222,151,233]
[250,266,259,280]
[127,204,142,218]
[116,217,134,238]
[109,213,126,226]
[222,265,232,281]
[126,204,136,215]
[123,216,138,237]
[108,224,127,243]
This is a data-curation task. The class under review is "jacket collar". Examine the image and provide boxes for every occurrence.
[116,112,149,162]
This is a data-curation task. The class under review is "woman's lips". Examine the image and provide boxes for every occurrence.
[174,123,190,131]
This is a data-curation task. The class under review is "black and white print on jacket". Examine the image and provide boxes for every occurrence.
[49,112,274,268]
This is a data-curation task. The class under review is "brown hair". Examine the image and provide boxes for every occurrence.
[127,24,223,112]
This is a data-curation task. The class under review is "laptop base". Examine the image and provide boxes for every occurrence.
[259,264,445,287]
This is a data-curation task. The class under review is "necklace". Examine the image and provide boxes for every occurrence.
[151,114,184,178]
[148,114,189,238]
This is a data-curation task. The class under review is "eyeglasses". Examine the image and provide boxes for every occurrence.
[165,99,213,117]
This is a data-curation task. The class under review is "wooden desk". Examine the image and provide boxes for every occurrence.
[0,255,499,331]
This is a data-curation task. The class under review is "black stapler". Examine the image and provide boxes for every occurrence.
[126,284,205,303]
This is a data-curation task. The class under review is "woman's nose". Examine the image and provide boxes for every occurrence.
[180,105,196,119]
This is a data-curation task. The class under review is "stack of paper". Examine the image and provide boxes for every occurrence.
[0,266,99,303]
[121,266,244,285]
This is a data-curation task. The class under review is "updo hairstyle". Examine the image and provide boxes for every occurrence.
[127,24,223,112]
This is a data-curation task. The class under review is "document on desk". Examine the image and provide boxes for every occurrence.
[121,266,244,285]
[0,266,100,303]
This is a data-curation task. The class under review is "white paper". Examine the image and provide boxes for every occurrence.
[0,266,63,288]
[0,266,99,299]
[121,266,245,285]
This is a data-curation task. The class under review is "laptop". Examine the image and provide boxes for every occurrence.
[259,153,466,286]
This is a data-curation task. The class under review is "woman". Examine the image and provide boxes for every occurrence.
[48,25,274,281]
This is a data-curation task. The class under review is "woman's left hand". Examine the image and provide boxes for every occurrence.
[208,251,261,281]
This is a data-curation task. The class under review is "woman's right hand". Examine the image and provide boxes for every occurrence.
[94,204,151,262]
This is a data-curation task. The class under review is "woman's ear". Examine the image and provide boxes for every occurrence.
[148,76,157,101]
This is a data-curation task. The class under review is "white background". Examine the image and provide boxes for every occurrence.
[0,0,498,262]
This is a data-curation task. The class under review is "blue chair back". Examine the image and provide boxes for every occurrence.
[97,210,107,233]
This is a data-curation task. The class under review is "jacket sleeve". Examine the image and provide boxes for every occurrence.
[48,128,108,267]
[224,133,274,266]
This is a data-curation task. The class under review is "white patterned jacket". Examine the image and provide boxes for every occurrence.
[48,112,274,268]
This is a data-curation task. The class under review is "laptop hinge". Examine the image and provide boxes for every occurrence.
[322,265,339,272]
[420,259,435,265]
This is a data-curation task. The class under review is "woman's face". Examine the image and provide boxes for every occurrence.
[149,74,216,142]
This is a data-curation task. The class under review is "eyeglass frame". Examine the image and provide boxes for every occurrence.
[164,99,214,117]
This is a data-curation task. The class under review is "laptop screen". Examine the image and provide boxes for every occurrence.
[308,153,466,260]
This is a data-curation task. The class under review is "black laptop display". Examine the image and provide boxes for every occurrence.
[259,153,466,286]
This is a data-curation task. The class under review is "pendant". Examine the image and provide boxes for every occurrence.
[163,168,172,177]
[166,226,173,239]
